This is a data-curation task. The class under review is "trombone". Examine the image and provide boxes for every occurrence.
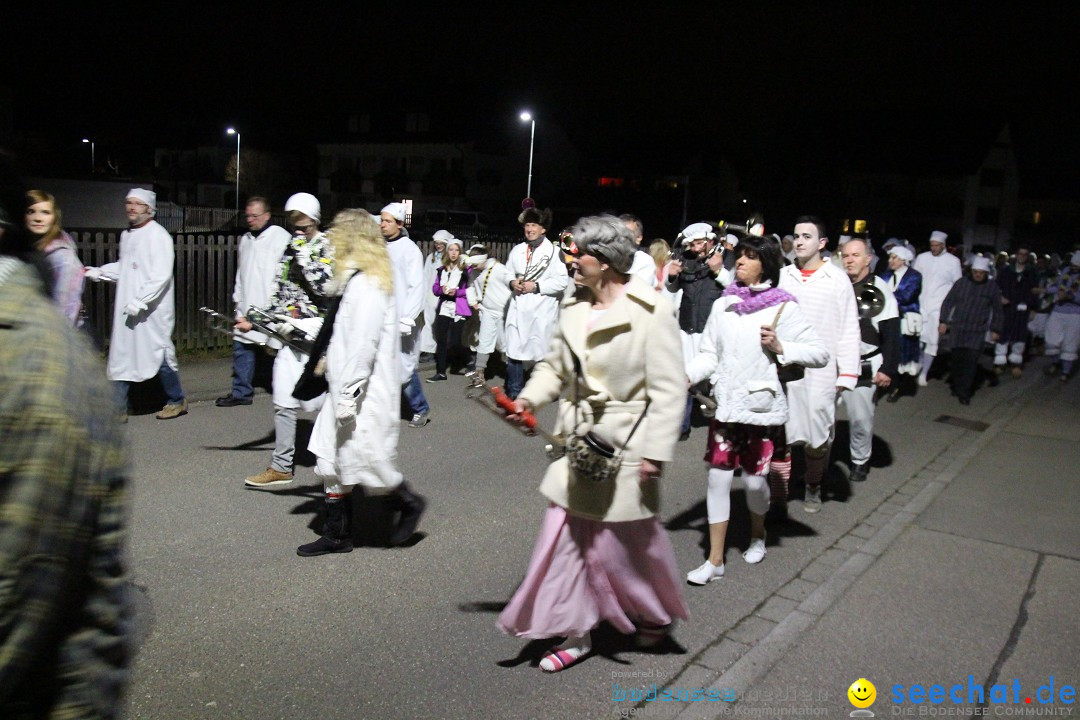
[246,307,318,355]
[199,307,252,341]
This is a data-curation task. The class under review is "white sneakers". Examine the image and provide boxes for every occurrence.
[686,560,725,585]
[742,535,767,564]
[688,536,769,584]
[803,486,823,513]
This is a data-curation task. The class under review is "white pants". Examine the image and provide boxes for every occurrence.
[475,309,505,355]
[706,467,770,524]
[838,384,875,467]
[272,347,323,412]
[1045,311,1080,362]
[994,342,1025,366]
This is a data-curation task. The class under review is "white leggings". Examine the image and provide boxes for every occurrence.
[706,467,770,524]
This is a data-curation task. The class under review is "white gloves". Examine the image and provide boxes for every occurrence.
[335,379,368,425]
[399,317,416,336]
[84,267,103,281]
[123,299,148,317]
[284,316,323,337]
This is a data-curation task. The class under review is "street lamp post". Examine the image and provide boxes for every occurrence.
[226,127,240,219]
[519,112,535,199]
[82,138,94,174]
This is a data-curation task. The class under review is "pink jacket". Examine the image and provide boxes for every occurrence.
[432,266,473,317]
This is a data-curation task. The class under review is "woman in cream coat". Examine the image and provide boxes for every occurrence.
[500,215,688,673]
[685,235,828,585]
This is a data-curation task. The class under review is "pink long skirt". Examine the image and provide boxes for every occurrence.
[498,504,689,639]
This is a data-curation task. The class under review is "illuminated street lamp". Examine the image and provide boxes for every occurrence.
[82,138,94,174]
[519,112,535,200]
[226,127,240,218]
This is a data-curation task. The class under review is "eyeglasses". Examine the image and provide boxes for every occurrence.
[293,224,315,233]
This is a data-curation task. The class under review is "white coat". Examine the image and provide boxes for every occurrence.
[308,271,403,490]
[465,258,513,354]
[233,224,291,345]
[628,249,659,289]
[99,220,178,382]
[419,249,442,354]
[272,345,323,412]
[386,235,425,378]
[912,250,962,355]
[504,238,569,362]
[778,261,861,447]
[686,293,829,427]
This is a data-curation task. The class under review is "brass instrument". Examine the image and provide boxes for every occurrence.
[199,306,248,341]
[246,307,318,355]
[857,283,887,320]
[465,372,565,460]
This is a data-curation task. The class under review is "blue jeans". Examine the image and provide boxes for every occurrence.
[506,358,526,399]
[114,359,185,411]
[231,340,257,399]
[402,369,430,415]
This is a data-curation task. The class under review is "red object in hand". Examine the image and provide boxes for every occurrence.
[491,386,537,430]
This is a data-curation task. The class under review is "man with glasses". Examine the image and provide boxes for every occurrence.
[216,197,291,406]
[244,192,333,489]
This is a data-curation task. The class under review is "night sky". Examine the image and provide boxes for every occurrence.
[8,4,1080,192]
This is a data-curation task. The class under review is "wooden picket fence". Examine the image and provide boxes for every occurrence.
[73,229,524,354]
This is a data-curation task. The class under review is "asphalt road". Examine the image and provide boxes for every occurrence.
[117,356,1077,719]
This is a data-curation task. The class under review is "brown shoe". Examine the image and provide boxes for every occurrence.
[1011,365,1022,378]
[155,401,188,419]
[245,467,294,489]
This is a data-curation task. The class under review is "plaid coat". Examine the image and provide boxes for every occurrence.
[0,257,132,719]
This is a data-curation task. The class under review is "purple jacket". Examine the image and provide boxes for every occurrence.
[432,266,473,317]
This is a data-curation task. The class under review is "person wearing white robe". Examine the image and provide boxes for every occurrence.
[464,242,512,385]
[912,230,962,386]
[418,230,450,356]
[298,209,426,556]
[504,205,569,398]
[619,213,660,290]
[775,216,861,514]
[380,202,431,428]
[216,196,291,406]
[84,188,187,420]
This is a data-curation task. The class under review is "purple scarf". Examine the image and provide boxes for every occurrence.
[722,283,797,315]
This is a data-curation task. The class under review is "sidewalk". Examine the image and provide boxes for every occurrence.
[653,360,1079,719]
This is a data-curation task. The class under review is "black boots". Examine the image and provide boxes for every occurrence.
[850,462,869,483]
[390,481,427,546]
[297,497,354,557]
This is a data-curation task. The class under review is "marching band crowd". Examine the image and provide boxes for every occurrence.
[5,173,1080,716]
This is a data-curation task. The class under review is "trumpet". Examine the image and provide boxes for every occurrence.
[464,372,565,460]
[246,307,318,355]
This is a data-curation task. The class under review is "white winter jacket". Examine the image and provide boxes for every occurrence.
[686,292,829,427]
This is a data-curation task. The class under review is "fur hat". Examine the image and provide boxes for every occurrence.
[518,206,553,228]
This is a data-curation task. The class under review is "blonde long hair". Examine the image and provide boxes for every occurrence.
[327,209,394,295]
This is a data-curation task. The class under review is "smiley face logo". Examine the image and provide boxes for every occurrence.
[848,678,876,709]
